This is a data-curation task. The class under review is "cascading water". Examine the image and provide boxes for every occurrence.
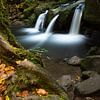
[47,3,86,45]
[20,10,48,33]
[13,3,89,58]
[45,14,59,34]
[35,10,48,31]
[69,3,85,34]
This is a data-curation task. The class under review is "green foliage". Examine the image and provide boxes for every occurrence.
[81,58,92,71]
[24,0,33,4]
[28,13,36,26]
[0,0,9,27]
[30,47,48,56]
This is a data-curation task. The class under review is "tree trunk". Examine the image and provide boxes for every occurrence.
[0,0,69,99]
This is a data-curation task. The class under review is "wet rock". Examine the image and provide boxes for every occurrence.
[81,55,100,74]
[75,74,100,95]
[67,56,81,65]
[81,71,98,80]
[57,75,73,91]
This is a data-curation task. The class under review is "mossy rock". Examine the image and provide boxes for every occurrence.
[81,56,100,74]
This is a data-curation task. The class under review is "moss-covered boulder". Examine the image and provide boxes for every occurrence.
[81,56,100,74]
[0,0,69,99]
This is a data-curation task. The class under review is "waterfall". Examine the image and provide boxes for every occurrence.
[69,3,85,34]
[35,10,48,31]
[45,14,59,34]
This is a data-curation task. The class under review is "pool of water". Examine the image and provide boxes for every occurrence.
[12,27,90,58]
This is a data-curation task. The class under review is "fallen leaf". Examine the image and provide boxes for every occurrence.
[0,78,5,84]
[24,59,28,61]
[0,64,6,69]
[0,84,6,93]
[0,96,3,100]
[6,70,15,76]
[5,95,10,100]
[1,74,7,79]
[4,67,14,72]
[21,90,29,97]
[16,60,21,64]
[8,66,14,70]
[36,89,48,96]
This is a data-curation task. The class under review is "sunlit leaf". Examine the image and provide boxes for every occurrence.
[0,64,6,69]
[36,89,48,96]
[0,78,5,84]
[5,95,10,100]
[0,85,6,93]
[21,90,29,97]
[1,74,7,79]
[16,60,21,64]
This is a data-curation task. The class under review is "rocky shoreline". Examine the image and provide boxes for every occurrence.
[42,55,100,100]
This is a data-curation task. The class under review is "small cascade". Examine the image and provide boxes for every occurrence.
[45,14,59,34]
[35,10,48,31]
[69,3,85,34]
[21,10,48,33]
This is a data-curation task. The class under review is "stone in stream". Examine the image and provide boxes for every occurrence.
[75,74,100,95]
[81,55,100,74]
[67,56,81,65]
[81,71,98,80]
[57,75,73,91]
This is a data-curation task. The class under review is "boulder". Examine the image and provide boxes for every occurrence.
[81,71,98,80]
[81,55,100,74]
[67,56,81,65]
[57,75,73,91]
[75,74,100,95]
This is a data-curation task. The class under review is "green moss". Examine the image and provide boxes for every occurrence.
[28,13,37,26]
[24,6,34,17]
[81,58,93,71]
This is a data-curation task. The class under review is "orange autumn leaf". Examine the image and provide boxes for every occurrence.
[36,89,48,96]
[6,70,14,76]
[16,60,21,65]
[0,63,15,93]
[0,64,6,72]
[1,74,7,79]
[7,66,14,70]
[0,96,3,100]
[0,84,6,93]
[4,67,14,72]
[0,71,5,77]
[0,78,5,84]
[0,64,6,69]
[21,90,29,97]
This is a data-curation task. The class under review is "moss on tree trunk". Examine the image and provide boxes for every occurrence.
[0,0,69,100]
